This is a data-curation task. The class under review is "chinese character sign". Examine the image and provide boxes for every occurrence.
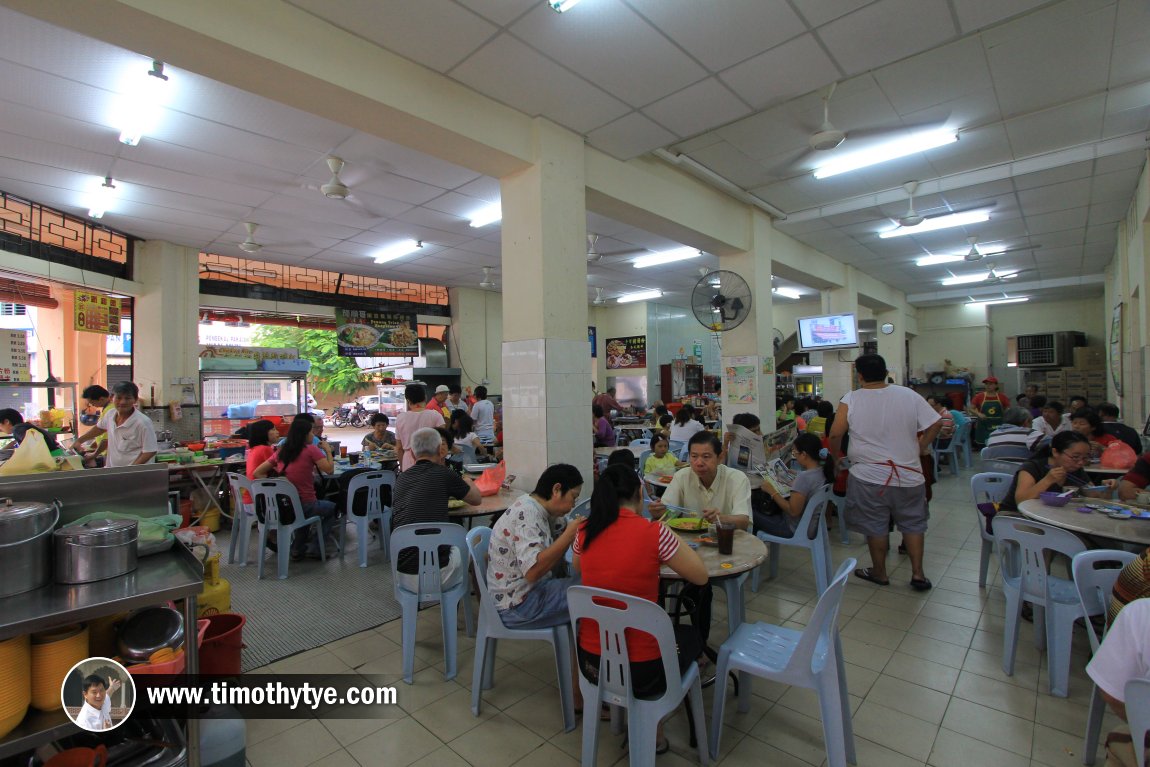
[604,336,646,369]
[74,291,122,335]
[336,310,419,357]
[0,330,30,382]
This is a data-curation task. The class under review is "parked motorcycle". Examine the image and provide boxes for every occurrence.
[331,402,368,428]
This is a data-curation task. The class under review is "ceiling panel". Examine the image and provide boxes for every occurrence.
[873,37,993,116]
[816,0,957,76]
[642,79,750,139]
[586,112,678,160]
[717,34,841,111]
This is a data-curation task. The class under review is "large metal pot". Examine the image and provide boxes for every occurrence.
[118,606,184,662]
[0,497,60,598]
[53,518,138,584]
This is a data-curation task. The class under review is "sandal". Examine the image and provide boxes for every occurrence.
[910,577,933,592]
[854,568,890,586]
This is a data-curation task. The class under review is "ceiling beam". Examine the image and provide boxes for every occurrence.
[906,274,1106,304]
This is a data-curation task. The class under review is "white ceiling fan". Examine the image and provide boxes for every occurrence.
[809,82,846,151]
[964,236,1041,262]
[236,222,312,254]
[898,181,924,227]
[479,266,496,290]
[587,233,646,262]
[591,287,606,305]
[302,156,387,218]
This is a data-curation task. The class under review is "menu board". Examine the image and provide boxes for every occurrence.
[74,290,121,335]
[336,310,419,357]
[0,330,30,382]
[198,346,298,362]
[604,335,646,369]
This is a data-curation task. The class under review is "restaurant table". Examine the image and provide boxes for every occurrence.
[168,460,232,518]
[594,444,648,460]
[1017,498,1150,546]
[449,487,518,526]
[661,528,767,638]
[1084,464,1128,478]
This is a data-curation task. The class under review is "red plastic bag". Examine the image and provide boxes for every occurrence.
[1101,441,1137,470]
[474,461,506,497]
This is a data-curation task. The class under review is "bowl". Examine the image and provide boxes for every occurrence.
[118,606,184,662]
[1040,491,1072,507]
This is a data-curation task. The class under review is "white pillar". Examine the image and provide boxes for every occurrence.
[133,241,200,405]
[821,268,859,405]
[500,119,591,488]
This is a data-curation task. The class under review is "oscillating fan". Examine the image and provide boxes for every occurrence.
[692,270,752,332]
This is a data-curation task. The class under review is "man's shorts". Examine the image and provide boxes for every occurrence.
[845,474,929,537]
[499,576,579,629]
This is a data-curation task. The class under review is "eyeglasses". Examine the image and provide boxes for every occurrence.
[1062,452,1091,463]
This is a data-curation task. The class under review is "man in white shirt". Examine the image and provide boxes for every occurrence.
[75,381,158,467]
[829,354,942,591]
[1085,598,1150,764]
[470,385,496,444]
[75,674,120,731]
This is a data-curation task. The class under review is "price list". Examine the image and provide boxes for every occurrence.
[0,330,30,382]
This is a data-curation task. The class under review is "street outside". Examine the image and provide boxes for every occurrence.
[315,423,379,454]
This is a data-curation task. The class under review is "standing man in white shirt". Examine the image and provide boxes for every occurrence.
[470,385,496,444]
[75,381,158,467]
[829,354,942,591]
[1085,598,1150,766]
[75,674,120,731]
[445,383,468,414]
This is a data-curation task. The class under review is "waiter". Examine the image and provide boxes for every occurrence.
[967,376,1010,447]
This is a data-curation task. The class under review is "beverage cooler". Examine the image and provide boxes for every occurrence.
[199,371,308,438]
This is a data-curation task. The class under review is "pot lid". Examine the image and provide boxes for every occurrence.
[56,518,138,544]
[0,497,56,524]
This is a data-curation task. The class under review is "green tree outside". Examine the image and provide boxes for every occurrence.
[252,326,366,396]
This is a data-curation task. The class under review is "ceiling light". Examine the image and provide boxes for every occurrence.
[879,209,990,239]
[548,0,583,11]
[88,176,116,219]
[813,128,958,180]
[617,289,662,304]
[966,296,1030,306]
[373,239,423,264]
[632,247,700,268]
[116,60,168,146]
[468,202,502,228]
[942,270,1016,286]
[772,287,802,300]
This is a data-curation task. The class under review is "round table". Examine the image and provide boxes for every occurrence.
[449,487,518,521]
[1017,498,1150,546]
[594,444,648,460]
[661,529,767,637]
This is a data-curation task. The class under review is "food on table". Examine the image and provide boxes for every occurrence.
[667,517,707,531]
[388,323,418,349]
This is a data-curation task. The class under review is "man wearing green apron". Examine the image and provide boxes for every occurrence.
[968,376,1010,447]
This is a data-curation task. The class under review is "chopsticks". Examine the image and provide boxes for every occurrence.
[659,503,698,520]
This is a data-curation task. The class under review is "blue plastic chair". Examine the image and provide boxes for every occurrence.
[567,586,710,767]
[970,472,1013,587]
[831,487,850,545]
[1126,678,1150,767]
[751,485,834,595]
[629,439,651,450]
[466,527,576,732]
[455,442,478,464]
[637,449,653,474]
[250,478,328,580]
[338,470,394,567]
[225,472,256,565]
[1072,550,1138,765]
[934,420,969,477]
[390,523,473,684]
[992,516,1087,697]
[668,440,687,461]
[711,558,857,765]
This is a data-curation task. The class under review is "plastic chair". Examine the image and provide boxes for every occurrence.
[567,586,710,767]
[629,439,651,450]
[991,516,1087,697]
[637,450,653,474]
[455,442,478,465]
[711,558,858,766]
[389,523,473,684]
[225,473,256,565]
[1072,550,1138,765]
[1126,678,1150,767]
[250,478,328,580]
[831,488,850,545]
[668,440,686,461]
[751,485,835,595]
[338,470,394,567]
[970,472,1013,588]
[466,527,576,732]
[934,420,969,477]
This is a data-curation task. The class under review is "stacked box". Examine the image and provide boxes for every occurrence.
[1073,347,1106,370]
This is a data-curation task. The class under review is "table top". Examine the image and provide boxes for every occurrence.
[1017,499,1150,545]
[327,460,396,477]
[660,529,766,580]
[450,487,518,518]
[166,460,230,472]
[595,444,648,459]
[1084,464,1128,476]
[644,472,675,487]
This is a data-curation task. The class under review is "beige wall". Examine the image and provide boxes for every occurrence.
[448,287,503,395]
[590,302,648,394]
[910,304,992,383]
[988,296,1106,396]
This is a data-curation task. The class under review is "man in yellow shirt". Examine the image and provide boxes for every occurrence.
[80,385,114,467]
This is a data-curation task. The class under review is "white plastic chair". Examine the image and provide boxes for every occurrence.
[250,478,328,580]
[980,444,1032,475]
[225,472,256,565]
[1072,550,1138,765]
[711,558,858,766]
[668,440,687,461]
[934,419,970,477]
[338,470,394,567]
[970,472,1013,588]
[992,516,1087,697]
[1126,678,1150,767]
[567,586,710,767]
[751,485,834,595]
[629,439,651,450]
[955,418,974,468]
[390,522,473,684]
[455,442,478,465]
[466,527,576,732]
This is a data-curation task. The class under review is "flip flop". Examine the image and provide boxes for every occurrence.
[854,568,890,586]
[910,577,933,592]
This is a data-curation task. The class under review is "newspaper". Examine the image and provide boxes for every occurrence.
[725,421,798,482]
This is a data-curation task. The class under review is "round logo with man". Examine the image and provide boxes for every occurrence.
[62,658,135,732]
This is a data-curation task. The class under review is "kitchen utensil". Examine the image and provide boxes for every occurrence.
[0,497,60,598]
[117,606,184,662]
[54,518,138,584]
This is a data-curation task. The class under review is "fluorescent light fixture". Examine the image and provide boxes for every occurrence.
[879,209,990,239]
[468,202,502,228]
[813,128,958,180]
[772,287,802,299]
[632,247,700,269]
[941,270,1016,286]
[966,296,1030,306]
[116,60,168,146]
[88,176,116,219]
[548,0,583,11]
[373,239,423,264]
[617,289,662,304]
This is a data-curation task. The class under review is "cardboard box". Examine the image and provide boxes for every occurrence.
[1046,370,1066,382]
[1074,347,1106,370]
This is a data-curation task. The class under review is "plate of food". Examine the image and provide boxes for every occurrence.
[666,517,708,532]
[377,323,419,350]
[447,499,467,510]
[337,323,380,349]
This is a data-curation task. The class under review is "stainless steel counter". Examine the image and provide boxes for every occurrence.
[0,463,172,525]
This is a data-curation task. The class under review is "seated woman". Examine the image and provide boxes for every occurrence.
[1069,407,1118,461]
[592,404,616,448]
[668,404,705,444]
[756,433,836,538]
[571,464,708,754]
[245,419,279,481]
[361,412,396,451]
[447,410,486,457]
[253,416,338,560]
[997,431,1116,514]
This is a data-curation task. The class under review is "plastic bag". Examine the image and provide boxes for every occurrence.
[1101,441,1137,470]
[474,460,506,497]
[0,428,56,475]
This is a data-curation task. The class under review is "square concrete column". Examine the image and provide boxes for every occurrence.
[133,240,200,404]
[821,269,859,405]
[719,211,775,431]
[500,120,591,488]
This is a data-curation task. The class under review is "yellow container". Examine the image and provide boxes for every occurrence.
[31,625,88,711]
[200,507,221,532]
[0,634,31,738]
[197,554,231,617]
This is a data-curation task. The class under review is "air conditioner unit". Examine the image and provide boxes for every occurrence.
[1016,331,1086,368]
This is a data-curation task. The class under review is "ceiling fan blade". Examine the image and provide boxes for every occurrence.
[343,195,387,219]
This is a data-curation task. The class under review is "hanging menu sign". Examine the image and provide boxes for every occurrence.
[604,335,646,369]
[336,310,419,357]
[74,290,122,335]
[0,330,30,382]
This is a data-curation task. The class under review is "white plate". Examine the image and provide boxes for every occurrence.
[464,463,490,473]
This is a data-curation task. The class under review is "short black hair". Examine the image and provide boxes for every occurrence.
[1069,395,1088,406]
[0,408,23,426]
[1098,402,1120,419]
[474,385,488,400]
[531,463,583,498]
[82,674,107,692]
[854,354,888,383]
[369,412,389,427]
[111,381,139,399]
[82,385,110,401]
[1045,400,1064,413]
[686,430,722,455]
[448,383,462,395]
[654,405,669,417]
[606,449,637,470]
[592,404,604,418]
[404,383,426,404]
[1030,394,1047,410]
[731,412,760,430]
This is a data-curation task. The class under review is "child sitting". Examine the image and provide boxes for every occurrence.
[643,434,679,476]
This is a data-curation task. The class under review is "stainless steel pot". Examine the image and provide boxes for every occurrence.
[118,606,184,661]
[0,497,60,598]
[54,518,138,584]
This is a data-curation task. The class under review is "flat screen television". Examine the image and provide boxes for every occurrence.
[796,313,859,352]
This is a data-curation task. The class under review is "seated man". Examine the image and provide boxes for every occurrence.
[1099,402,1144,455]
[0,408,61,453]
[391,427,480,589]
[1108,546,1150,625]
[984,407,1045,453]
[486,464,584,629]
[1085,598,1150,766]
[1118,452,1150,502]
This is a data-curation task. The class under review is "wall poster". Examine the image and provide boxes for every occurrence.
[74,290,122,335]
[336,310,419,357]
[605,335,646,369]
[1110,302,1123,397]
[724,355,758,404]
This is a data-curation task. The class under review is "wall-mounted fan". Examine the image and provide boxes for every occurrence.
[772,328,785,355]
[692,270,752,332]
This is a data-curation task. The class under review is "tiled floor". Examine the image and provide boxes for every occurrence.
[243,468,1119,766]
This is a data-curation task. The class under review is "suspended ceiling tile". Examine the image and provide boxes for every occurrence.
[642,78,751,140]
[1011,158,1094,191]
[1004,96,1106,157]
[923,124,1013,179]
[1090,167,1143,204]
[873,37,993,116]
[450,35,630,135]
[454,176,501,202]
[1101,106,1150,140]
[1088,201,1131,226]
[817,0,956,76]
[392,205,476,235]
[790,0,873,27]
[683,142,781,190]
[717,34,840,111]
[454,0,537,27]
[1036,229,1086,248]
[350,172,449,208]
[147,111,319,175]
[586,112,678,160]
[1025,206,1089,234]
[329,133,481,191]
[953,0,1058,32]
[1016,177,1093,216]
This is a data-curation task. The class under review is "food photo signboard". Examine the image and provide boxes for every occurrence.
[74,291,122,335]
[604,335,646,369]
[336,310,419,357]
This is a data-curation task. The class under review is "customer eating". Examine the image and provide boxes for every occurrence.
[74,381,158,467]
[361,413,396,451]
[447,410,486,457]
[996,431,1116,514]
[592,404,616,448]
[1069,406,1119,460]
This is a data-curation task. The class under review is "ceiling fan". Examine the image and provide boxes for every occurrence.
[301,156,386,218]
[964,236,1041,262]
[236,222,312,254]
[809,82,846,151]
[479,266,496,290]
[591,287,606,305]
[898,181,924,227]
[979,263,1037,284]
[587,233,646,262]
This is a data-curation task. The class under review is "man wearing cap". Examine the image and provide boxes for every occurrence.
[432,385,452,421]
[968,376,1010,447]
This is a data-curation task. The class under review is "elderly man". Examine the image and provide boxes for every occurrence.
[391,427,480,589]
[1085,598,1150,766]
[830,354,942,591]
[985,406,1046,453]
[592,386,626,420]
[75,381,158,467]
[1099,402,1143,454]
